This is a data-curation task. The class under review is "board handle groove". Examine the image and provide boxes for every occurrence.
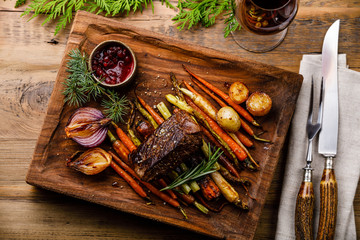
[316,157,337,240]
[295,168,314,240]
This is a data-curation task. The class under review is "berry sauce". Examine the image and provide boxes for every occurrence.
[91,43,134,85]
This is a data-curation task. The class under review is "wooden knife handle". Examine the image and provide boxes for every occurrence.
[316,158,338,240]
[295,169,314,240]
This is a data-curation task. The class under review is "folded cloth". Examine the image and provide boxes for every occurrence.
[275,54,360,240]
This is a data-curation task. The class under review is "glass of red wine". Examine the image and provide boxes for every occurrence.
[231,0,299,52]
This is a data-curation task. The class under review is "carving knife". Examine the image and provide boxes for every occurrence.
[316,19,340,240]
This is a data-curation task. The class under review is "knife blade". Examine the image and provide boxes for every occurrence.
[316,19,340,240]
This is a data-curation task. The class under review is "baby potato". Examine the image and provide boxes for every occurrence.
[216,106,241,132]
[246,92,272,116]
[229,82,249,104]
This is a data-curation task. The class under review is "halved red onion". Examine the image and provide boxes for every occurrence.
[65,107,111,148]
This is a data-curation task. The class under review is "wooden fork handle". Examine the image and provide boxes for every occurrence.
[295,169,314,240]
[316,158,338,240]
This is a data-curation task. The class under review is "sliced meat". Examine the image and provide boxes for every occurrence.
[130,110,202,181]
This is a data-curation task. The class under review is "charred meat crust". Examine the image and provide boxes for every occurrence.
[130,110,203,181]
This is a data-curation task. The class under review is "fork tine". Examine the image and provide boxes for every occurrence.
[307,76,315,124]
[317,77,325,125]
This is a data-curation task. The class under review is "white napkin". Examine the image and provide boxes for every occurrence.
[275,54,360,240]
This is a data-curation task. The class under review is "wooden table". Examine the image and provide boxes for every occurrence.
[1,1,359,239]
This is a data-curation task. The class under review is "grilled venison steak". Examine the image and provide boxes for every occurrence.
[130,110,202,181]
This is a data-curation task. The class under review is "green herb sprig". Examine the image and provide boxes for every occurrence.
[21,0,239,37]
[172,0,240,37]
[161,144,223,191]
[63,48,129,123]
[21,0,172,35]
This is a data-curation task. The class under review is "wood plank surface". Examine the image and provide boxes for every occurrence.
[25,10,303,240]
[0,0,359,239]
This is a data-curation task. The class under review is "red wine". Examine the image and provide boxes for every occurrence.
[251,0,290,10]
[235,0,298,35]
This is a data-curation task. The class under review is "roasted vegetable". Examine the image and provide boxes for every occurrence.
[66,148,111,175]
[137,96,164,125]
[110,161,149,200]
[185,96,247,161]
[107,130,131,165]
[109,151,187,218]
[65,107,111,148]
[198,175,221,201]
[136,120,155,139]
[157,102,172,120]
[180,87,218,120]
[201,142,248,210]
[216,106,241,133]
[246,92,272,116]
[126,101,142,147]
[183,64,260,126]
[229,82,249,104]
[111,122,137,152]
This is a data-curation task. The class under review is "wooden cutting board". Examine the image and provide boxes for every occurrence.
[26,10,303,240]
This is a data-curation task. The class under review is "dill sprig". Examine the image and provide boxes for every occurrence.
[161,144,223,191]
[63,48,129,122]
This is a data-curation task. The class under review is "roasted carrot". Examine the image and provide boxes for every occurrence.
[111,122,137,152]
[134,100,159,129]
[218,154,242,179]
[158,178,177,200]
[183,80,201,96]
[183,64,260,127]
[200,125,239,167]
[108,151,186,217]
[140,179,184,211]
[185,96,247,161]
[109,151,143,180]
[198,175,221,201]
[108,130,131,165]
[194,192,227,212]
[137,96,164,125]
[219,165,251,186]
[175,189,194,205]
[229,132,259,169]
[172,187,209,214]
[110,161,149,199]
[235,131,253,148]
[191,77,227,108]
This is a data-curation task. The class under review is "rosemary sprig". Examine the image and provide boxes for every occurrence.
[161,144,223,191]
[63,48,129,123]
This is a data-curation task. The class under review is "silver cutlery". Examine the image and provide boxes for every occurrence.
[295,77,324,240]
[316,19,340,240]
